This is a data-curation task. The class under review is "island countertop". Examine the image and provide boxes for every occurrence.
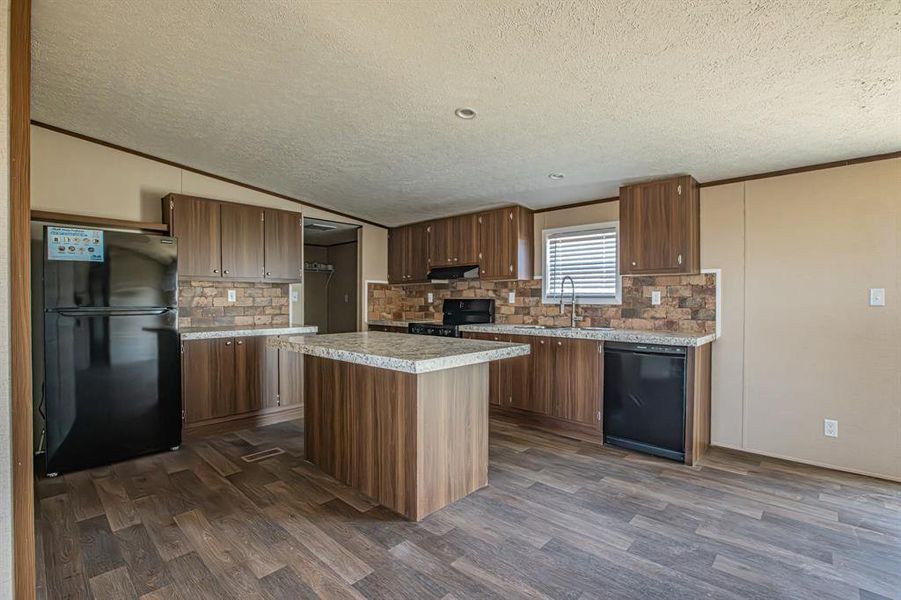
[269,331,529,374]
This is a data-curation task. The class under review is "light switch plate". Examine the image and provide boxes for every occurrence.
[824,419,838,438]
[227,289,236,302]
[427,292,434,303]
[651,290,662,306]
[508,291,516,303]
[291,290,299,302]
[869,288,885,306]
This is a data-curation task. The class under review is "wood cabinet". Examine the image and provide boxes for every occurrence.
[181,335,300,435]
[478,207,533,280]
[164,194,222,278]
[525,336,552,414]
[426,218,453,267]
[182,338,236,423]
[163,193,302,282]
[619,175,699,275]
[264,209,304,280]
[426,214,480,268]
[220,203,265,279]
[551,338,602,425]
[388,206,533,284]
[464,332,508,406]
[233,336,267,414]
[461,331,601,433]
[277,349,304,407]
[453,214,480,265]
[387,223,429,284]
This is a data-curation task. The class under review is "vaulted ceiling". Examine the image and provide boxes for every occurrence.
[33,0,901,226]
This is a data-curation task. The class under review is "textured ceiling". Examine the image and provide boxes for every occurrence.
[33,0,901,227]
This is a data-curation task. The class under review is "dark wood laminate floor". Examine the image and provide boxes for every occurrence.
[36,417,901,600]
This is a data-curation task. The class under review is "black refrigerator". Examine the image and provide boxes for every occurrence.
[43,226,181,475]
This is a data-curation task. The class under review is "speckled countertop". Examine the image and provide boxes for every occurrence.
[458,324,716,347]
[368,319,441,328]
[269,331,529,374]
[180,325,318,341]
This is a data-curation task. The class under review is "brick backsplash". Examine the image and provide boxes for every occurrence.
[368,274,716,334]
[178,280,290,329]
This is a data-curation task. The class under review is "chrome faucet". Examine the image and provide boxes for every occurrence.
[559,275,581,328]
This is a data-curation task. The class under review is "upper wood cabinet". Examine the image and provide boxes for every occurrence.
[619,175,699,275]
[164,194,222,278]
[453,214,480,265]
[426,218,453,267]
[477,206,533,280]
[388,223,429,284]
[163,194,302,282]
[388,205,533,284]
[426,214,479,267]
[264,209,304,280]
[221,203,265,279]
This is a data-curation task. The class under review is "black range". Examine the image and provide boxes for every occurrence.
[408,298,495,337]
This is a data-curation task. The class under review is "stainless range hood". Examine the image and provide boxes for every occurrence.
[427,265,479,281]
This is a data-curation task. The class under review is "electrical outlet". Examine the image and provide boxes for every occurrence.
[290,290,299,302]
[427,292,433,303]
[508,291,516,303]
[824,419,838,438]
[651,290,662,306]
[227,289,236,302]
[869,288,885,306]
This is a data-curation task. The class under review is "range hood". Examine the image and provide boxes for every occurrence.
[427,265,479,281]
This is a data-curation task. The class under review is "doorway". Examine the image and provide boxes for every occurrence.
[302,218,360,333]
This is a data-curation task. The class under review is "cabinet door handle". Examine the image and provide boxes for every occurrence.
[266,271,271,276]
[677,254,683,265]
[213,268,219,273]
[225,341,232,346]
[236,340,243,345]
[557,341,562,346]
[539,340,544,345]
[223,269,229,275]
[631,261,637,267]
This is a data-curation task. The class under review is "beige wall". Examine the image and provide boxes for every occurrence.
[30,125,388,327]
[532,201,619,277]
[531,160,901,480]
[0,0,14,594]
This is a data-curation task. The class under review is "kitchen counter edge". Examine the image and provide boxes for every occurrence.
[180,325,319,341]
[458,324,716,347]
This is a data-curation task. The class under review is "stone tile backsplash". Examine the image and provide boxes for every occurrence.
[368,274,716,334]
[178,280,290,329]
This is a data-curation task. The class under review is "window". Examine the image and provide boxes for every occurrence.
[542,222,620,304]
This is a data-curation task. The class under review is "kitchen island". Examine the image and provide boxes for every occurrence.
[269,332,529,520]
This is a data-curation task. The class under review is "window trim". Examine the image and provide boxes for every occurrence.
[541,221,622,305]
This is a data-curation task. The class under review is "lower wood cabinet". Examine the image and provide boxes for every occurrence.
[181,335,302,435]
[463,332,602,434]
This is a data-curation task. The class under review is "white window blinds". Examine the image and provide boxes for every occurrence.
[544,224,619,301]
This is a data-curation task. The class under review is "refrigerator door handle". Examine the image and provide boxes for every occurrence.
[54,307,175,318]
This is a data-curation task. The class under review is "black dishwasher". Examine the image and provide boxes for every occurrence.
[603,342,687,462]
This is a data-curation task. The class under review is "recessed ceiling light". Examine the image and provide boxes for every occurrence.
[454,107,476,120]
[548,173,565,180]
